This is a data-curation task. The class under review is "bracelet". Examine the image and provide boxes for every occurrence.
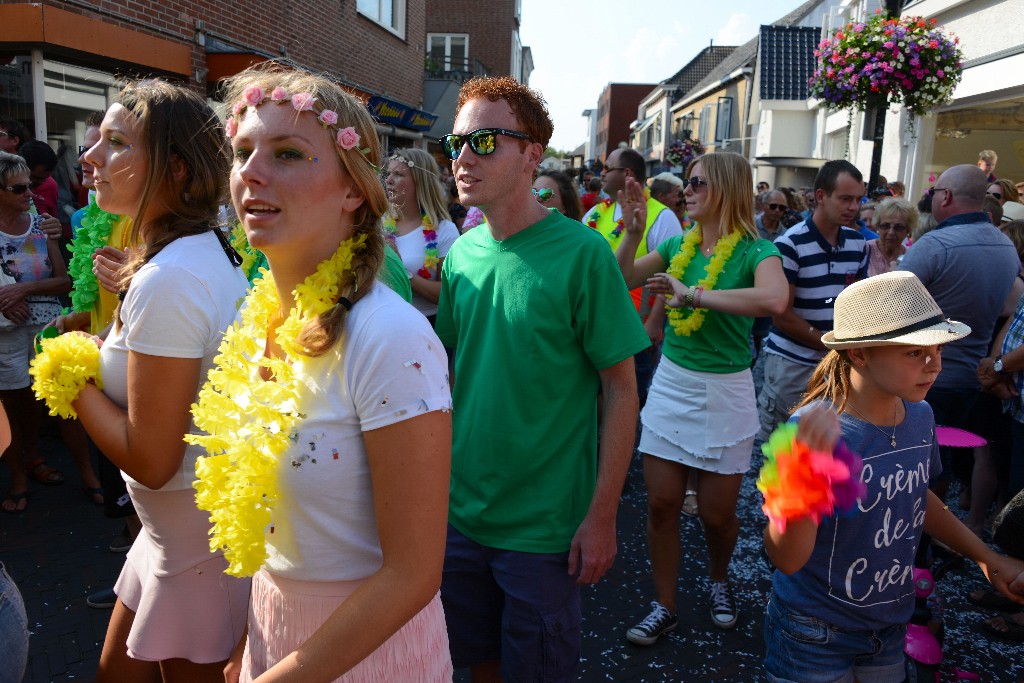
[694,286,705,309]
[684,286,695,308]
[808,325,816,336]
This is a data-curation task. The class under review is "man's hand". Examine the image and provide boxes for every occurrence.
[568,513,616,585]
[617,177,647,237]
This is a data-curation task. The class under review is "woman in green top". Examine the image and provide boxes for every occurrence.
[614,151,788,642]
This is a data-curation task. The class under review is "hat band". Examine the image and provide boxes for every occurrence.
[833,314,947,344]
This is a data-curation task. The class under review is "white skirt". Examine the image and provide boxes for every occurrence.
[639,357,758,475]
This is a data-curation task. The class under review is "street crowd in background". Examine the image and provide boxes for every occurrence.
[2,66,1024,683]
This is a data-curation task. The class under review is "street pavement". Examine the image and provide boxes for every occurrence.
[2,424,1023,682]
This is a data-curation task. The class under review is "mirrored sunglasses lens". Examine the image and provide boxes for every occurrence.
[469,131,497,155]
[533,188,553,201]
[78,145,88,155]
[441,135,460,160]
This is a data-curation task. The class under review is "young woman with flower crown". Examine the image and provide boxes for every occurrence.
[56,80,251,681]
[199,65,453,682]
[614,151,789,643]
[383,147,460,320]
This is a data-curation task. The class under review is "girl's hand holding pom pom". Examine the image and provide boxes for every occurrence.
[28,332,102,419]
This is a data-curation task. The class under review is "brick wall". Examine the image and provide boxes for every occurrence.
[596,83,655,162]
[425,0,516,77]
[31,0,426,106]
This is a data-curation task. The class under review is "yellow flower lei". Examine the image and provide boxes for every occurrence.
[186,236,365,577]
[665,226,745,336]
[29,333,103,419]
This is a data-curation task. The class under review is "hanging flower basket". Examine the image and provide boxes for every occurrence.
[809,12,964,118]
[665,137,705,168]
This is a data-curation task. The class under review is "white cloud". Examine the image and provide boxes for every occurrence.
[715,12,759,46]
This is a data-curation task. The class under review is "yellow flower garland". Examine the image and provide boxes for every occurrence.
[29,333,103,419]
[186,236,365,577]
[665,226,745,336]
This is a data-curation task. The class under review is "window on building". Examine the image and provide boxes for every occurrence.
[715,97,733,144]
[427,33,469,72]
[357,0,405,38]
[511,32,523,83]
[698,103,714,143]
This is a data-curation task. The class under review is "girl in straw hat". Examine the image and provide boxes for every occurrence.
[762,270,1024,682]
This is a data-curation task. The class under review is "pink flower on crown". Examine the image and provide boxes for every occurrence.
[243,85,265,107]
[231,101,245,116]
[291,93,315,111]
[336,127,360,150]
[224,116,238,138]
[270,87,288,102]
[318,110,339,126]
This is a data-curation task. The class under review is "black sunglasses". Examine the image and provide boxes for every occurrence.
[988,191,1002,200]
[766,203,787,211]
[440,128,531,161]
[78,145,88,156]
[685,176,709,191]
[3,183,31,195]
[876,222,908,232]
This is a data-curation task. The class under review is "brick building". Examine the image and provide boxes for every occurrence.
[594,83,656,164]
[0,0,436,198]
[422,0,533,142]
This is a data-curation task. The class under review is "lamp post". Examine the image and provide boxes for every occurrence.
[867,0,906,194]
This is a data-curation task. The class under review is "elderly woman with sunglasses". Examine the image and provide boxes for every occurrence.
[383,148,460,320]
[532,169,583,222]
[866,197,917,276]
[0,151,70,512]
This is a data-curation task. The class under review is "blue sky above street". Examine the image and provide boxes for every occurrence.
[520,0,811,151]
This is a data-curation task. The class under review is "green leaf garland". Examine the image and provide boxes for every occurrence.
[67,197,119,313]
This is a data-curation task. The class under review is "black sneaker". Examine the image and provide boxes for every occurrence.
[709,580,738,630]
[86,587,117,609]
[626,601,677,645]
[109,524,132,553]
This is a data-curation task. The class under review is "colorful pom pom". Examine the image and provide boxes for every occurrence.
[29,333,102,419]
[757,423,865,533]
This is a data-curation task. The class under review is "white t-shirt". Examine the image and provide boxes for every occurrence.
[99,231,249,491]
[264,284,451,581]
[611,202,683,253]
[393,218,460,315]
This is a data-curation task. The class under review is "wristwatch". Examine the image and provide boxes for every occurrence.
[994,356,1005,373]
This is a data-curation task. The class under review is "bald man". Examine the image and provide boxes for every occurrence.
[756,190,788,242]
[900,164,1020,499]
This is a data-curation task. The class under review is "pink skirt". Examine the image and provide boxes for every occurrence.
[240,569,453,682]
[115,486,250,663]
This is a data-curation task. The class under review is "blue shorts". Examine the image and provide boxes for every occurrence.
[441,524,581,682]
[763,598,907,683]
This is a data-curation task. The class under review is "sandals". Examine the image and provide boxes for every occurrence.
[1,491,27,513]
[26,458,64,485]
[682,490,699,518]
[968,588,1020,612]
[981,611,1024,642]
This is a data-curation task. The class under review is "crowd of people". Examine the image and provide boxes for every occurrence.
[3,67,1024,683]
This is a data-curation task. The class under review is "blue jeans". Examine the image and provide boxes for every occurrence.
[763,598,907,683]
[441,524,581,682]
[0,562,28,683]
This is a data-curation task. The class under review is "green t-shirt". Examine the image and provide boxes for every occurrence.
[435,210,649,553]
[656,233,780,373]
[379,244,413,303]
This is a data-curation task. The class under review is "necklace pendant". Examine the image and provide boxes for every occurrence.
[890,435,897,448]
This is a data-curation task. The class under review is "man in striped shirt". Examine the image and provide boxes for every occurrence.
[756,160,869,440]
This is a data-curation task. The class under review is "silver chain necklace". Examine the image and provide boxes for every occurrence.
[845,401,899,448]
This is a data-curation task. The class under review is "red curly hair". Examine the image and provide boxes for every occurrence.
[456,76,553,149]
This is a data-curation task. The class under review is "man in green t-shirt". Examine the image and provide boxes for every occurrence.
[435,77,649,682]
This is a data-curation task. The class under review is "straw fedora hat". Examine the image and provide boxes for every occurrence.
[821,271,970,349]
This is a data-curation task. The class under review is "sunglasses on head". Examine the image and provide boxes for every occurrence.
[3,183,31,195]
[439,128,531,161]
[685,176,709,191]
[767,203,787,211]
[532,188,553,202]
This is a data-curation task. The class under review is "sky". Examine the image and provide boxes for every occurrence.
[519,0,806,152]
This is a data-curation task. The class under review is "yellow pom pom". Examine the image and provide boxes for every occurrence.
[29,333,101,419]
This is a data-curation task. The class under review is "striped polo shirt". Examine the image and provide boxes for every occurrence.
[764,217,869,366]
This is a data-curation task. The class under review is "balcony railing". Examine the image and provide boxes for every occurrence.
[424,55,491,82]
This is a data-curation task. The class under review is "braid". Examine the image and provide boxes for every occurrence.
[297,220,385,357]
[797,350,853,414]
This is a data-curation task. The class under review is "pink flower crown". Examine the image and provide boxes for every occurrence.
[225,85,369,158]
